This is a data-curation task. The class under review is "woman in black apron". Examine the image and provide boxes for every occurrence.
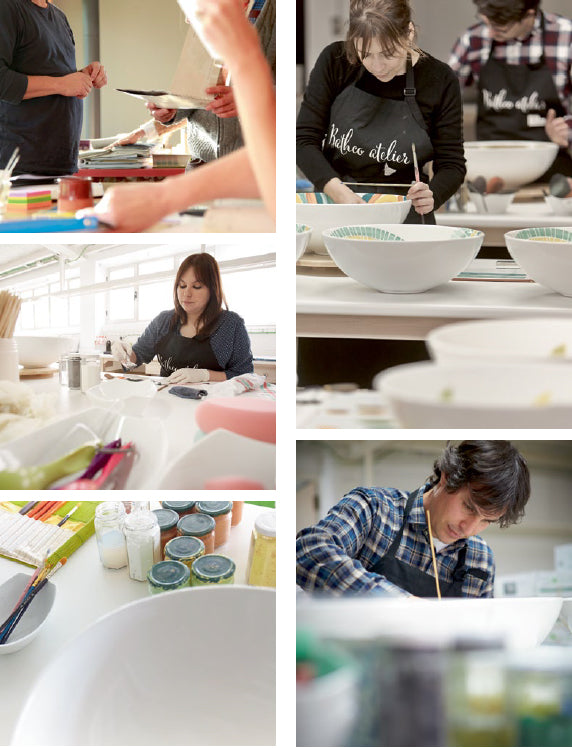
[112,253,253,383]
[476,6,572,180]
[297,0,466,224]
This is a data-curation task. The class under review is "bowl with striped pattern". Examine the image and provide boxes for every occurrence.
[505,228,572,297]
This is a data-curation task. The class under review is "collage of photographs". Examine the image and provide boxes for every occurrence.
[1,0,572,747]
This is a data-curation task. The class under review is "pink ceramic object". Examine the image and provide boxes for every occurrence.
[195,399,276,444]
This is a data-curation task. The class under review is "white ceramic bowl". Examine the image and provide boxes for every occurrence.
[297,596,562,650]
[505,227,572,296]
[375,361,572,428]
[545,195,572,216]
[296,196,411,254]
[0,573,56,655]
[14,336,74,368]
[464,141,558,189]
[322,224,483,293]
[296,224,312,260]
[427,318,572,366]
[470,191,515,214]
[12,586,275,745]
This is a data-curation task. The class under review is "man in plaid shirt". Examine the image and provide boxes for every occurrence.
[448,0,572,177]
[296,441,530,598]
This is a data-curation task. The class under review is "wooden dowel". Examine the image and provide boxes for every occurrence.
[426,509,442,599]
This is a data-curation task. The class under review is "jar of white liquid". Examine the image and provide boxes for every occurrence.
[81,354,101,392]
[95,502,127,569]
[124,509,161,581]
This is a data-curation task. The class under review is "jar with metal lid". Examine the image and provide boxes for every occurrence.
[147,560,190,595]
[196,501,232,548]
[152,508,179,555]
[161,500,196,516]
[246,510,276,587]
[124,509,161,581]
[164,535,205,572]
[191,554,235,586]
[177,513,216,554]
[95,502,127,569]
[67,354,82,390]
[231,501,244,526]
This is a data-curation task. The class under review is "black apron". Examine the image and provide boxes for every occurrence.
[369,488,489,597]
[322,56,436,224]
[477,11,572,179]
[156,329,220,378]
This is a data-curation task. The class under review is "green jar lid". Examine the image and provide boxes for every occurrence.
[196,501,232,517]
[161,501,196,513]
[192,554,236,582]
[178,513,216,537]
[148,560,190,589]
[165,535,205,561]
[152,508,179,531]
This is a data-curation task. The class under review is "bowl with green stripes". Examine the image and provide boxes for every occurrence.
[505,228,572,297]
[296,223,312,261]
[322,224,484,294]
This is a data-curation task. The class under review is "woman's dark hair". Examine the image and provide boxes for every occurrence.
[345,0,421,65]
[171,253,227,339]
[428,441,530,528]
[473,0,540,26]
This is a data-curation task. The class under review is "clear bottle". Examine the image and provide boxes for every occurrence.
[95,502,127,569]
[246,510,276,587]
[124,509,161,581]
[67,354,82,390]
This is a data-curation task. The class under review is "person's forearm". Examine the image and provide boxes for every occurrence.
[23,75,64,99]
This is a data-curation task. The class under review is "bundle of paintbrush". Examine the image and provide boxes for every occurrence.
[0,502,78,565]
[0,555,65,645]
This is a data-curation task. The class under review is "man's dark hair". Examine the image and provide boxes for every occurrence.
[428,440,530,528]
[473,0,540,25]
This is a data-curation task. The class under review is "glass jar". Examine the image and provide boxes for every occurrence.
[122,501,150,514]
[246,510,276,587]
[164,535,205,572]
[161,500,196,516]
[80,354,101,393]
[147,560,190,595]
[177,513,216,555]
[67,354,82,390]
[191,554,235,586]
[196,501,232,548]
[152,508,179,556]
[58,353,69,387]
[231,501,244,527]
[124,509,161,582]
[95,502,127,569]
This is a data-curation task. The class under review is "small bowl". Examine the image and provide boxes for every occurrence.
[296,224,312,260]
[375,361,572,428]
[545,195,572,216]
[505,227,572,297]
[470,191,515,214]
[464,141,558,189]
[14,336,75,368]
[296,193,411,255]
[0,573,56,654]
[322,224,483,293]
[427,317,572,366]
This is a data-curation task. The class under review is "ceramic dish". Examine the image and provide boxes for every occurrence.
[464,140,558,189]
[296,193,411,254]
[427,317,572,366]
[14,336,74,368]
[86,378,161,415]
[375,361,572,428]
[13,586,275,745]
[469,191,515,214]
[545,194,572,216]
[322,224,483,293]
[296,224,312,260]
[0,573,56,655]
[505,227,572,296]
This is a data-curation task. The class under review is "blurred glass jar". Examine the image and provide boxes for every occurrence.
[124,509,161,582]
[152,508,179,556]
[80,354,101,393]
[191,554,235,586]
[246,510,276,587]
[165,535,205,572]
[196,501,232,548]
[177,513,216,555]
[95,502,127,569]
[161,500,196,516]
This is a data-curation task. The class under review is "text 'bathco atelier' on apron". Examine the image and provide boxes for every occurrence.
[156,328,220,378]
[322,54,435,225]
[477,10,572,179]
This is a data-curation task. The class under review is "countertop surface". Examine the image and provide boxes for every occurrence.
[437,200,572,229]
[0,501,269,745]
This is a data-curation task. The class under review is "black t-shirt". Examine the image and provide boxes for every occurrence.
[297,42,466,209]
[0,0,82,175]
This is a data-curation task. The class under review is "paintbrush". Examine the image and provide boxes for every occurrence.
[18,501,38,515]
[412,143,425,225]
[342,181,412,189]
[57,505,78,527]
[426,509,442,599]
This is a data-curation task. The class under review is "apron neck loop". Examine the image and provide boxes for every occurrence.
[403,53,416,99]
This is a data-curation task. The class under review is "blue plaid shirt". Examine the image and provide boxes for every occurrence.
[296,484,495,597]
[248,0,266,23]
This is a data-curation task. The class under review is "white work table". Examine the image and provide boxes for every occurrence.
[297,275,572,340]
[0,501,268,745]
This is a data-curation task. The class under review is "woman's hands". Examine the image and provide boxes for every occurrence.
[167,368,210,384]
[545,109,570,149]
[407,181,434,216]
[111,340,136,367]
[323,177,365,204]
[81,61,108,89]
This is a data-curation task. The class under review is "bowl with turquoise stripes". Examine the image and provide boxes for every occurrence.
[295,193,411,255]
[505,227,572,297]
[322,224,484,294]
[296,223,312,261]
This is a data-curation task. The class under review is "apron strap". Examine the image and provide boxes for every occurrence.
[452,544,490,583]
[403,55,427,132]
[385,486,422,556]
